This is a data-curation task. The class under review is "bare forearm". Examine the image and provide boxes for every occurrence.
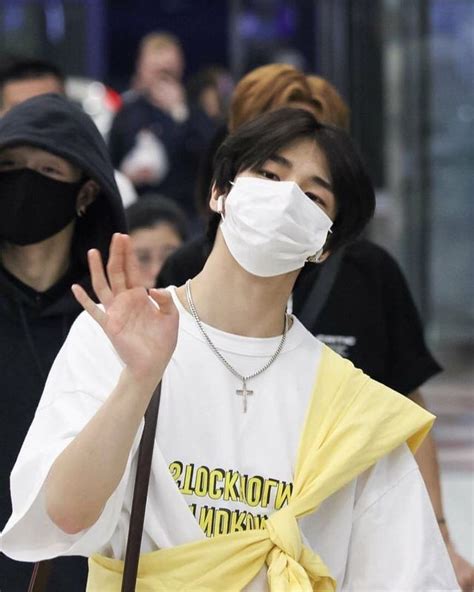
[45,368,160,534]
[411,390,446,534]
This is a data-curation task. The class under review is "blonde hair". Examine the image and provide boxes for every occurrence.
[306,75,350,131]
[229,64,314,132]
[138,32,182,56]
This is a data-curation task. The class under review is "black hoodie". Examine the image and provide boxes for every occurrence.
[0,94,126,591]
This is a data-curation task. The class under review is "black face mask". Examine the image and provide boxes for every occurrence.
[0,168,84,246]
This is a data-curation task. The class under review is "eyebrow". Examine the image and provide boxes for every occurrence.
[268,154,333,192]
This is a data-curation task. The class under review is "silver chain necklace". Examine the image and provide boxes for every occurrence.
[185,279,288,413]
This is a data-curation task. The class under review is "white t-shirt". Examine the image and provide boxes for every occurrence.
[0,288,459,591]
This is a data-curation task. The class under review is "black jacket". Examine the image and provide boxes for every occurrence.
[0,94,126,592]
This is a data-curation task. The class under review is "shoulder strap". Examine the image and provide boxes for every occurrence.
[27,383,162,592]
[27,560,52,592]
[121,383,162,592]
[297,247,345,329]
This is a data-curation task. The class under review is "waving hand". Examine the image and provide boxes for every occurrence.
[71,233,178,383]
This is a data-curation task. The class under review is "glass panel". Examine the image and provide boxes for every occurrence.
[429,0,474,344]
[381,0,474,347]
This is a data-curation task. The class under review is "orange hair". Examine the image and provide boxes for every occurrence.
[306,75,350,131]
[229,64,314,132]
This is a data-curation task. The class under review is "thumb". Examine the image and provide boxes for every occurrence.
[149,288,177,316]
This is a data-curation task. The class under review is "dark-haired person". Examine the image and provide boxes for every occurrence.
[1,109,458,591]
[0,55,65,115]
[0,94,126,591]
[126,195,189,288]
[0,54,139,211]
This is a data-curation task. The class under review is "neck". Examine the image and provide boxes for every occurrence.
[176,231,298,338]
[0,225,74,292]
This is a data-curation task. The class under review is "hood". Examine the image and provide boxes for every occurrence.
[0,93,127,265]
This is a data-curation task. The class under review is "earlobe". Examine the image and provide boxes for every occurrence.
[216,194,225,214]
[209,182,225,214]
[209,193,225,215]
[76,180,99,216]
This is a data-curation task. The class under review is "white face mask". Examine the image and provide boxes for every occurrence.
[220,177,333,277]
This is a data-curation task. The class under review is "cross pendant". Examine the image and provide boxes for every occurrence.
[236,379,254,413]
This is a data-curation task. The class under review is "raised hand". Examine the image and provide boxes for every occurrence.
[71,233,178,384]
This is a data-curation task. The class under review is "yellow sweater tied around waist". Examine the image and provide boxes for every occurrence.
[87,345,434,591]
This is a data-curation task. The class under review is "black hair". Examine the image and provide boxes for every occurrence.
[208,107,375,253]
[0,56,64,105]
[126,194,189,241]
[194,124,228,218]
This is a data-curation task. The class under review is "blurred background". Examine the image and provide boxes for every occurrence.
[0,0,472,559]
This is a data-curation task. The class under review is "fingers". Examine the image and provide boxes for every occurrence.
[123,235,144,289]
[106,233,127,293]
[149,289,177,316]
[88,249,113,307]
[88,233,144,307]
[71,284,107,326]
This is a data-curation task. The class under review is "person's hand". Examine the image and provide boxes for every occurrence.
[446,541,474,592]
[72,233,178,385]
[148,73,187,120]
[124,166,156,186]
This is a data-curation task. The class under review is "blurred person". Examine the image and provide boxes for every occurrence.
[306,75,350,130]
[114,169,138,208]
[1,107,458,591]
[187,66,234,122]
[0,54,139,209]
[158,65,473,591]
[126,195,188,288]
[109,32,217,220]
[131,32,185,97]
[228,63,316,132]
[0,94,126,591]
[0,55,65,115]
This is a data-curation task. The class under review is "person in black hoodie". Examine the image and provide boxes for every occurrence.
[0,94,126,591]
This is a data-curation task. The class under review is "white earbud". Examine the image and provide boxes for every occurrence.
[306,247,324,263]
[216,194,225,214]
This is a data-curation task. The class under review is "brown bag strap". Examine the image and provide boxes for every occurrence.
[27,383,162,592]
[27,560,52,592]
[121,382,162,592]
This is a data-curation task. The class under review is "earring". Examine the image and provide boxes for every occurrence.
[77,206,86,218]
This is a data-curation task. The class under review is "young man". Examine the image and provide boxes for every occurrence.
[1,109,458,590]
[0,94,126,591]
[158,65,473,590]
[0,55,139,209]
[0,56,65,115]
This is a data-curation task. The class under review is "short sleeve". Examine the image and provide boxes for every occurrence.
[370,247,440,394]
[342,445,459,591]
[0,311,141,562]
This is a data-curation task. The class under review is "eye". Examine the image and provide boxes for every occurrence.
[257,169,280,181]
[40,165,61,176]
[305,192,326,208]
